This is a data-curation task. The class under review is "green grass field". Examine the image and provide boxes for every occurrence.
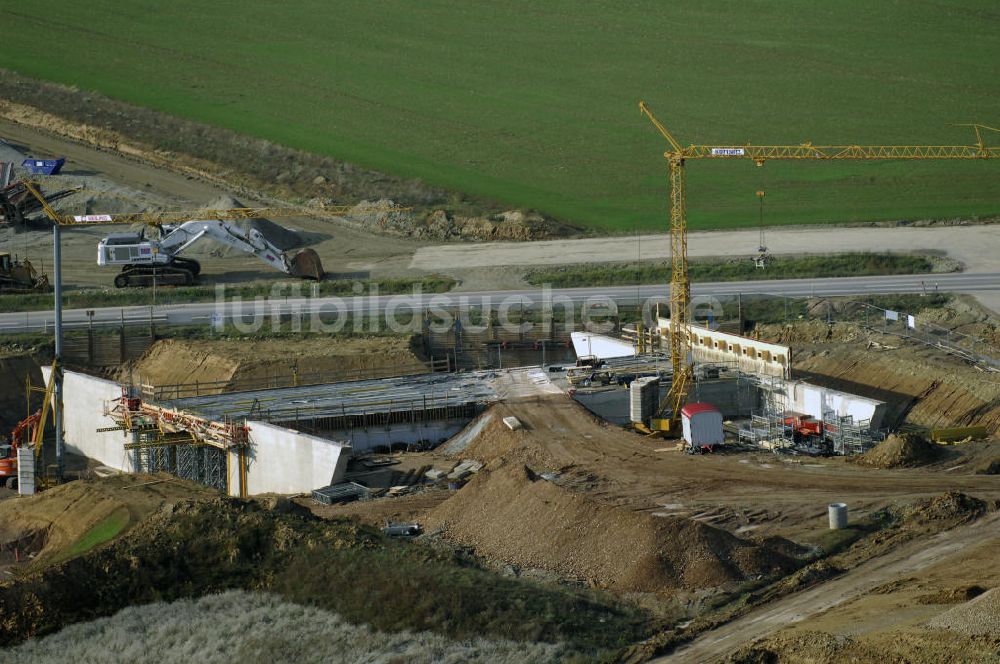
[526,253,938,288]
[4,2,1000,231]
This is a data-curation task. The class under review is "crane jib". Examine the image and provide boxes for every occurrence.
[688,145,1000,160]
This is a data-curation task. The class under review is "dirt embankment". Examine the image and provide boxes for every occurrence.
[788,345,1000,433]
[348,202,579,241]
[0,475,217,570]
[119,337,425,393]
[424,414,796,594]
[0,354,42,431]
[672,493,995,664]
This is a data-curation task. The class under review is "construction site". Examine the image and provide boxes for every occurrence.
[0,89,998,663]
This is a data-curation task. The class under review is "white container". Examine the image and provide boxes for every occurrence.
[828,503,848,529]
[681,402,724,446]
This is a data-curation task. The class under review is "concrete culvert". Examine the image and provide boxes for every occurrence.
[828,503,848,529]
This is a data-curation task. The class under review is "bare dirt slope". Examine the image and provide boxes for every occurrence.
[0,474,215,570]
[452,398,1000,541]
[334,394,1000,594]
[792,344,1000,433]
[702,512,1000,664]
[120,337,425,393]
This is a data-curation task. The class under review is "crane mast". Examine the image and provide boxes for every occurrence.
[639,102,999,434]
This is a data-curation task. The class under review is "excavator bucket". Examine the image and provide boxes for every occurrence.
[288,248,325,280]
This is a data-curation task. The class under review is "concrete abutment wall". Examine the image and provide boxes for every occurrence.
[51,369,351,496]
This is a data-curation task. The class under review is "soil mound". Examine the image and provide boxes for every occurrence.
[346,200,577,241]
[0,489,641,654]
[205,194,245,210]
[972,456,1000,475]
[728,629,997,664]
[856,433,943,469]
[902,491,987,525]
[425,463,794,593]
[917,584,986,605]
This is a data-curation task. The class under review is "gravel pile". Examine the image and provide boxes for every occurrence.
[926,587,1000,635]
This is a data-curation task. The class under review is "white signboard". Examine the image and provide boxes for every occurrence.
[907,315,916,329]
[73,214,114,223]
[711,148,746,156]
[885,310,899,321]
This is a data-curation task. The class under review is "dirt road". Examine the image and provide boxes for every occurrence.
[0,118,425,288]
[654,512,1000,663]
[0,118,227,207]
[411,224,1000,274]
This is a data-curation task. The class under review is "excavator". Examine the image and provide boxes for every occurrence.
[0,411,41,490]
[0,252,51,293]
[95,220,324,287]
[16,180,421,288]
[0,363,56,491]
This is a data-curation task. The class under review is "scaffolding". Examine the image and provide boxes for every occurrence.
[823,410,879,456]
[104,389,246,495]
[733,373,886,456]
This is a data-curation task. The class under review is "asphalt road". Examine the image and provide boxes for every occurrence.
[1,272,996,334]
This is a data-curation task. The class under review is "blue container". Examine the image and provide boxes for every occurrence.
[21,158,65,175]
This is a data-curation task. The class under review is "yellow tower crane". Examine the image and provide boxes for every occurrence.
[639,101,1000,434]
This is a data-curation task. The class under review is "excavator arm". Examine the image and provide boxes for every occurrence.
[158,220,295,274]
[97,220,324,283]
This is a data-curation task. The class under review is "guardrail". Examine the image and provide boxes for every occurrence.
[0,312,168,334]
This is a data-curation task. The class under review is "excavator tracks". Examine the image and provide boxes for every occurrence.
[114,260,199,288]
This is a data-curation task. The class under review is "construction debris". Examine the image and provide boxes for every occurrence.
[382,522,422,538]
[311,482,371,505]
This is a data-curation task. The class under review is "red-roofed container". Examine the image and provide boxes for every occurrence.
[680,402,724,448]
